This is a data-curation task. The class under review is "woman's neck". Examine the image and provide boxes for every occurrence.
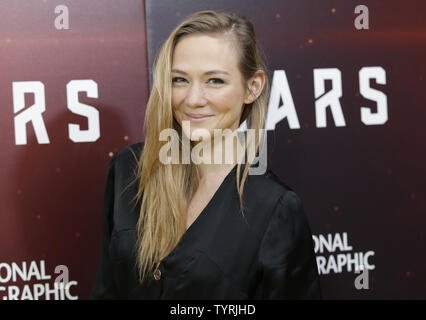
[194,133,241,181]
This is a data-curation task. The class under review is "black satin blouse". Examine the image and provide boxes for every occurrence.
[90,142,321,299]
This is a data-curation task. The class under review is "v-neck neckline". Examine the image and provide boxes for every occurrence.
[162,163,238,262]
[187,164,238,231]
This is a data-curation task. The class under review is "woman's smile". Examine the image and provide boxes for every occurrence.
[184,112,215,121]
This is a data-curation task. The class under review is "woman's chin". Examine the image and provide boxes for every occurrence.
[189,132,213,142]
[183,127,212,142]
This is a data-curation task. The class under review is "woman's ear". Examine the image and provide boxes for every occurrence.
[244,70,265,104]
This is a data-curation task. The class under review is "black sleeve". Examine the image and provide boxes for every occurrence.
[257,190,322,299]
[90,154,119,299]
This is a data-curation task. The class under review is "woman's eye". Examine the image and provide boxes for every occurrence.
[172,77,186,83]
[208,78,224,84]
[172,77,224,85]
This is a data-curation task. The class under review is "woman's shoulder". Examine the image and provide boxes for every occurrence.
[263,168,296,194]
[244,166,298,204]
[116,141,145,159]
[113,141,145,166]
[237,166,305,226]
[251,168,311,241]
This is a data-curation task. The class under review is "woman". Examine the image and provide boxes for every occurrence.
[90,9,321,299]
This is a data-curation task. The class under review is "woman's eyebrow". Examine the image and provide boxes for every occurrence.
[171,69,230,76]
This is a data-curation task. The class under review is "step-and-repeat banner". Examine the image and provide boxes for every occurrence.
[0,0,424,299]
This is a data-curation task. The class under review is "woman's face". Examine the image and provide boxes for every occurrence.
[171,33,249,141]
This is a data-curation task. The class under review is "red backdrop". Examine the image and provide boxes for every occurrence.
[0,0,148,299]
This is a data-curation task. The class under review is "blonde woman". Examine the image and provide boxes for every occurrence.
[91,10,321,299]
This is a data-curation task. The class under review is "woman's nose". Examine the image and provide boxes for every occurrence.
[186,82,207,107]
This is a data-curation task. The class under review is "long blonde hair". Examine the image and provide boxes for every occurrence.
[131,9,271,284]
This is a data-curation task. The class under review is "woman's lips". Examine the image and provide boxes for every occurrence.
[184,113,214,121]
